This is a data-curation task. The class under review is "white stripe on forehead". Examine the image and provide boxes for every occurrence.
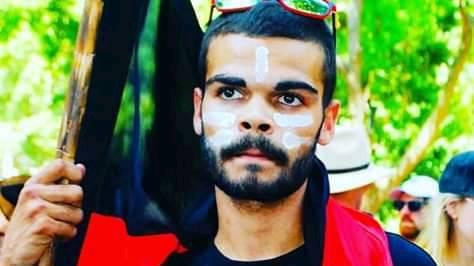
[273,113,313,128]
[202,111,236,128]
[282,132,309,150]
[255,46,269,83]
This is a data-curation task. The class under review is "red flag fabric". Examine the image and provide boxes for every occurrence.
[77,213,186,266]
[78,199,391,266]
[323,198,393,266]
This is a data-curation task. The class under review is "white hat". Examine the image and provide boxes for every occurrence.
[316,124,394,194]
[390,175,439,199]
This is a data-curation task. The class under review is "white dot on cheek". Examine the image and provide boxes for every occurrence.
[282,132,308,150]
[203,112,237,128]
[208,129,236,147]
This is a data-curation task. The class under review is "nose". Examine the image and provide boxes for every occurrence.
[240,120,272,133]
[400,204,411,216]
[238,99,274,135]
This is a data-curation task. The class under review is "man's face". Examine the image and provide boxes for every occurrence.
[396,193,429,240]
[193,34,339,202]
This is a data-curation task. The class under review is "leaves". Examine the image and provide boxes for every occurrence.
[0,0,79,176]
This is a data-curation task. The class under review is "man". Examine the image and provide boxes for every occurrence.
[316,124,394,209]
[1,2,401,265]
[390,175,438,241]
[317,124,436,266]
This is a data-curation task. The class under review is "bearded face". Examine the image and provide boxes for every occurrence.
[192,34,339,203]
[200,134,317,202]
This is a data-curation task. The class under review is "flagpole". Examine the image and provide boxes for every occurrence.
[41,1,104,265]
[56,0,104,163]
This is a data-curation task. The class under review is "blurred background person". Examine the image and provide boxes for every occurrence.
[317,124,393,209]
[317,123,436,266]
[390,175,438,242]
[421,151,474,266]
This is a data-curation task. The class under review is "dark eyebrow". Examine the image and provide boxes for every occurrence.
[275,80,319,94]
[206,74,247,88]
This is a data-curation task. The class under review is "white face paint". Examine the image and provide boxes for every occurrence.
[273,113,313,128]
[255,46,269,83]
[203,111,238,148]
[208,129,236,147]
[282,132,309,150]
[202,111,236,128]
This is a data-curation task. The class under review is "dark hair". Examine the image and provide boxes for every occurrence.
[198,2,336,107]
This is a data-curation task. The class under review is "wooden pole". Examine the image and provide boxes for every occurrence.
[41,1,104,265]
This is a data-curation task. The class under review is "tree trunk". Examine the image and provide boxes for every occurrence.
[346,0,366,125]
[363,2,473,213]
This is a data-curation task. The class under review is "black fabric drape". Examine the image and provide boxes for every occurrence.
[55,0,205,264]
[143,0,204,223]
[54,0,150,264]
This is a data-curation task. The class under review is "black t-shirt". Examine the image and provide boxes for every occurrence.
[165,234,436,266]
[174,243,309,266]
[386,232,437,266]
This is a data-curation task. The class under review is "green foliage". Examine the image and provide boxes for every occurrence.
[0,1,80,175]
[338,0,473,224]
[112,0,159,156]
[332,0,473,168]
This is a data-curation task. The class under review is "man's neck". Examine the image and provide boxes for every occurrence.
[213,181,307,261]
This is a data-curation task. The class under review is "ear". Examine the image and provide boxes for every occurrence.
[318,100,340,145]
[193,87,203,135]
[444,199,460,220]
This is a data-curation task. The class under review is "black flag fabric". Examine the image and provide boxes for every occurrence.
[54,0,204,265]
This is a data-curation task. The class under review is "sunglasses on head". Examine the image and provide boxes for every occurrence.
[208,0,337,44]
[393,199,428,212]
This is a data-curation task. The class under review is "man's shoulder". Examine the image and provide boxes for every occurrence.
[385,232,437,266]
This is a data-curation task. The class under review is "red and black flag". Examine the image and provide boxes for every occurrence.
[0,0,203,265]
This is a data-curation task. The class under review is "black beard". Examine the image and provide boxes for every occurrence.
[200,134,317,203]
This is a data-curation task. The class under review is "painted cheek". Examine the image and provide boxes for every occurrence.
[282,132,310,150]
[273,113,315,150]
[273,113,314,128]
[203,111,236,127]
[203,111,238,148]
[209,129,235,147]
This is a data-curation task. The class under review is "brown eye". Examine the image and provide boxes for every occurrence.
[219,87,243,100]
[278,94,302,106]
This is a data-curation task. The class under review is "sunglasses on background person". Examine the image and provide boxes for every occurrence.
[393,199,429,212]
[208,0,337,45]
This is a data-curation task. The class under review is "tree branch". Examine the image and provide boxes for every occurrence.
[346,0,367,124]
[364,1,473,213]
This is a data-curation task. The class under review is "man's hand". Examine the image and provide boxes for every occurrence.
[0,159,85,265]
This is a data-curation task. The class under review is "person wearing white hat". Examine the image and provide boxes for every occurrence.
[317,123,393,210]
[390,175,439,241]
